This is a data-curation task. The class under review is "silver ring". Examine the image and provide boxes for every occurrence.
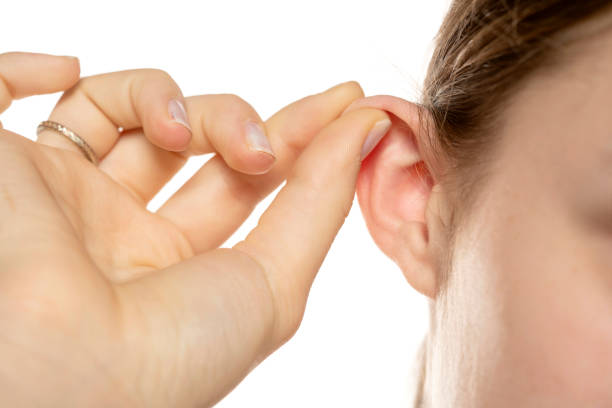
[37,120,99,165]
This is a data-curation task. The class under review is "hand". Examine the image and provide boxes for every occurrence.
[0,52,390,407]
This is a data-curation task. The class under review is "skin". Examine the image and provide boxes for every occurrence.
[0,52,391,406]
[352,10,612,408]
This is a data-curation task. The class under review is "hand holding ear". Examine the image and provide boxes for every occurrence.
[0,52,392,407]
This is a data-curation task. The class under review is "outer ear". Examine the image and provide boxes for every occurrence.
[343,96,442,298]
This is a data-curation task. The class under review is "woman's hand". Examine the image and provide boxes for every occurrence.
[0,52,390,407]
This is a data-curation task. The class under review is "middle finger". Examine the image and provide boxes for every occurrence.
[100,93,276,204]
[156,81,364,253]
[37,69,274,204]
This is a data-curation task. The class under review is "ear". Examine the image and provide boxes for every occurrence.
[343,96,444,298]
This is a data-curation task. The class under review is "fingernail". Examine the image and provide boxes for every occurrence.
[168,99,192,131]
[245,121,275,157]
[360,118,391,161]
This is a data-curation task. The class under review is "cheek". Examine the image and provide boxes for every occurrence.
[463,205,612,405]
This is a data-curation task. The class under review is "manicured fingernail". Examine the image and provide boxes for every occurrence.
[245,121,275,157]
[168,99,192,131]
[361,118,391,161]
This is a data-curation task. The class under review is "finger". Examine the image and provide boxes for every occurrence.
[115,108,391,407]
[180,93,275,173]
[98,93,274,204]
[36,69,192,157]
[97,128,186,205]
[157,81,364,253]
[231,108,391,343]
[0,52,80,116]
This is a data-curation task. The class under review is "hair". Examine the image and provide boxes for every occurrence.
[413,1,612,406]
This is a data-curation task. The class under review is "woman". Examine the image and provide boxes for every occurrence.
[1,1,611,407]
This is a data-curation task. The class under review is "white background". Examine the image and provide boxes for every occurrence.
[2,1,449,406]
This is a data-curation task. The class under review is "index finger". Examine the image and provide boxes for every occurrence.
[233,107,391,344]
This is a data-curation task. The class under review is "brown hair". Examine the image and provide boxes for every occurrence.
[414,1,612,406]
[420,0,612,221]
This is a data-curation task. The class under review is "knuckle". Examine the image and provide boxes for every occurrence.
[344,80,365,96]
[225,174,265,203]
[218,93,253,113]
[230,243,307,347]
[140,68,173,82]
[117,69,176,92]
[220,93,246,104]
[224,245,278,341]
[279,298,306,342]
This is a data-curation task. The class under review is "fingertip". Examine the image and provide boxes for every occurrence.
[37,53,81,91]
[148,116,193,152]
[226,132,276,175]
[322,80,364,98]
[319,81,365,109]
[0,52,82,99]
[223,126,277,175]
[58,55,79,65]
[295,107,390,166]
[166,124,193,152]
[59,56,81,88]
[360,115,392,161]
[64,55,81,75]
[342,106,390,123]
[243,150,276,175]
[35,53,81,85]
[245,120,274,154]
[340,80,365,98]
[144,97,195,152]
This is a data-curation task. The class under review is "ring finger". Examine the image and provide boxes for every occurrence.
[36,69,274,203]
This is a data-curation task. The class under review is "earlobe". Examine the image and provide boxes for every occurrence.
[346,96,440,298]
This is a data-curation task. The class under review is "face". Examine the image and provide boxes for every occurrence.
[428,16,612,408]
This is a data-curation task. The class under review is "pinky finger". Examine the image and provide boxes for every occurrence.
[0,52,80,115]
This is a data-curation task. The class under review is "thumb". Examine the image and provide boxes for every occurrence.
[0,52,80,117]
